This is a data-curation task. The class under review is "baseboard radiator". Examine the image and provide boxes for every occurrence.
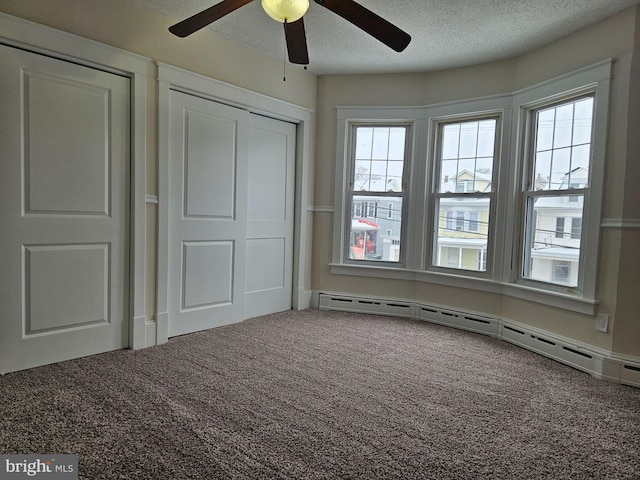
[318,292,640,388]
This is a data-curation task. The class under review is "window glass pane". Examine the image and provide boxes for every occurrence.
[532,96,593,192]
[570,217,582,239]
[440,159,458,192]
[437,119,496,193]
[536,108,555,151]
[388,128,406,160]
[552,260,571,284]
[370,160,387,177]
[550,147,571,189]
[477,120,496,157]
[571,144,590,177]
[534,151,552,190]
[458,158,476,179]
[475,158,493,192]
[442,124,460,159]
[434,197,490,272]
[349,195,402,262]
[387,161,403,191]
[523,194,583,287]
[354,160,371,190]
[355,127,373,159]
[354,126,406,193]
[553,103,574,149]
[372,128,390,159]
[573,98,594,145]
[459,122,478,158]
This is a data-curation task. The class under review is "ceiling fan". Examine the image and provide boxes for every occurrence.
[168,0,411,66]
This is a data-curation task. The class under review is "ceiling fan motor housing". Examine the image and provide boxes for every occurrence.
[261,0,310,23]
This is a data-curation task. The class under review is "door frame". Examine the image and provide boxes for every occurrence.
[0,13,150,349]
[157,63,314,344]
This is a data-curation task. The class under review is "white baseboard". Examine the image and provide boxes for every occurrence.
[317,291,640,388]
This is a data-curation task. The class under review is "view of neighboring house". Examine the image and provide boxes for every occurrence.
[526,167,588,286]
[350,162,584,285]
[435,170,491,271]
[350,177,402,261]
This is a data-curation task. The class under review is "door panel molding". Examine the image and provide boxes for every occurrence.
[157,63,313,343]
[0,13,150,352]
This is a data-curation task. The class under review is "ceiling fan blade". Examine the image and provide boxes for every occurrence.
[169,0,253,38]
[313,0,411,52]
[284,18,310,65]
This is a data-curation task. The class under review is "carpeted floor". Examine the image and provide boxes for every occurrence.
[1,309,639,479]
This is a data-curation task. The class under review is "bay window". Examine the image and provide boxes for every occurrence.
[331,60,609,313]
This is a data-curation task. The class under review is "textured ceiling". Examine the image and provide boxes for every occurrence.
[127,0,639,75]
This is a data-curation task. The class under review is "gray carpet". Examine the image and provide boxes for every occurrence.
[1,309,639,479]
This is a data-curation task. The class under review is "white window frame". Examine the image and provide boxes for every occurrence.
[330,62,609,315]
[427,112,503,278]
[346,125,408,264]
[503,60,611,308]
[332,109,422,268]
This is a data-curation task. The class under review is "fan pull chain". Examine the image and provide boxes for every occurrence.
[283,20,287,82]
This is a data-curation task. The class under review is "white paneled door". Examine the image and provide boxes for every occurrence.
[167,90,294,337]
[0,45,130,374]
[245,115,295,319]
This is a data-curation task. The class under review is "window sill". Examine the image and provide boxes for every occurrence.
[329,263,597,315]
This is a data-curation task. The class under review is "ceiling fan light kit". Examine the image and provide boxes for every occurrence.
[168,0,411,67]
[261,0,310,23]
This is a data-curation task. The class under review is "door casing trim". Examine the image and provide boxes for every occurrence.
[0,13,150,349]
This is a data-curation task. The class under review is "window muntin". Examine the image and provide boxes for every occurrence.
[522,95,594,289]
[432,118,498,273]
[347,125,408,263]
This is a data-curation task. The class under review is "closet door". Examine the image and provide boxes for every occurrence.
[167,90,295,337]
[245,114,295,319]
[0,45,130,373]
[167,90,249,337]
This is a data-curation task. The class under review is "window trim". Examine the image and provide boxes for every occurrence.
[332,108,424,268]
[331,61,611,315]
[507,60,611,301]
[427,112,503,278]
[344,122,412,266]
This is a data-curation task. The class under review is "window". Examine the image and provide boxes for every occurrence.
[555,217,565,238]
[521,95,594,289]
[347,125,408,262]
[332,63,608,313]
[432,118,498,272]
[446,211,454,230]
[477,250,487,271]
[552,260,571,284]
[570,217,582,239]
[468,212,479,232]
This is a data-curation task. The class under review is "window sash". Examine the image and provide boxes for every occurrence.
[430,115,499,274]
[345,124,410,264]
[519,92,593,290]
